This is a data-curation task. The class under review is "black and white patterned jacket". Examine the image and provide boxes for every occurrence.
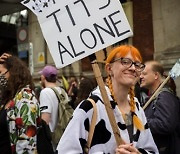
[57,86,159,154]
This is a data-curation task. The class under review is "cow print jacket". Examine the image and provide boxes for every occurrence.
[57,86,159,154]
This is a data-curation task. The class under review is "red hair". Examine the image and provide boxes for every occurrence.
[106,45,144,130]
[106,45,143,64]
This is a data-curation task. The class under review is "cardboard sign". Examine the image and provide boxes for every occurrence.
[22,0,133,68]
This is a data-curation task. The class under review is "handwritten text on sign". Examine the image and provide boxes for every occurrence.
[22,0,133,68]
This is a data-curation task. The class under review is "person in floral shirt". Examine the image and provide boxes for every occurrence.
[0,54,40,153]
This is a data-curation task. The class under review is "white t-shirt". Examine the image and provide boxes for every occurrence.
[40,87,62,132]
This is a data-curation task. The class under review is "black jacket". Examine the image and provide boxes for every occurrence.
[145,87,180,154]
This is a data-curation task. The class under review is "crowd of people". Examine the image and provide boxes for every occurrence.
[0,44,179,154]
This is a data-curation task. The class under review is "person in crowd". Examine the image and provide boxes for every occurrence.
[0,53,40,153]
[74,77,97,108]
[35,85,42,101]
[140,60,180,154]
[68,76,78,109]
[103,76,109,86]
[56,45,158,153]
[39,65,69,149]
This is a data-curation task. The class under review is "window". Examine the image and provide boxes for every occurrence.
[0,9,28,25]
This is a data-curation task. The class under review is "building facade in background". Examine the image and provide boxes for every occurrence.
[0,0,180,96]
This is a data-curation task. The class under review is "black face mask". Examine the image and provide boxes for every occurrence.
[0,71,8,89]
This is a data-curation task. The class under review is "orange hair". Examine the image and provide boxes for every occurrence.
[106,45,143,64]
[106,45,144,130]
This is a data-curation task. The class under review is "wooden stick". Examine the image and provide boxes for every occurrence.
[90,54,124,145]
[143,75,170,110]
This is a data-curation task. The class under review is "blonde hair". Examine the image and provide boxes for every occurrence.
[106,45,144,130]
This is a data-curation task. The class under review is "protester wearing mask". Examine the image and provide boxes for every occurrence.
[0,53,40,153]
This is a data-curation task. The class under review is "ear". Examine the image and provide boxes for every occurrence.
[105,63,112,75]
[40,75,45,81]
[106,63,114,77]
[154,72,160,80]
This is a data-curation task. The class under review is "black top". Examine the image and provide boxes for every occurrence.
[124,112,133,143]
[0,108,11,153]
[145,87,180,154]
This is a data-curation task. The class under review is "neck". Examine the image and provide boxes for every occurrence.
[45,82,57,88]
[112,81,129,106]
[149,81,162,94]
[111,81,131,115]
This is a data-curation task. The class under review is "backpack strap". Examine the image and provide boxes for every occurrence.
[84,98,97,154]
[51,87,64,104]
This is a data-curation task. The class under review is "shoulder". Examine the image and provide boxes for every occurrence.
[76,95,100,113]
[158,88,178,101]
[57,87,68,95]
[40,88,57,97]
[134,97,141,109]
[134,97,145,114]
[16,86,36,100]
[41,87,54,93]
[14,86,39,109]
[159,87,175,95]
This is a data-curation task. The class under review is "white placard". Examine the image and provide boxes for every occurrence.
[22,0,133,68]
[169,59,180,79]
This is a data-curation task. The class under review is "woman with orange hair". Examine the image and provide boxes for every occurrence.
[57,45,158,154]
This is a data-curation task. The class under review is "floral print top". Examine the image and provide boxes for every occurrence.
[6,85,40,154]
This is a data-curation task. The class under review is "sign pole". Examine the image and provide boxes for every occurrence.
[143,75,170,110]
[89,53,124,146]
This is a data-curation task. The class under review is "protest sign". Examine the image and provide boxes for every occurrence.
[22,0,133,145]
[169,58,180,79]
[21,0,133,68]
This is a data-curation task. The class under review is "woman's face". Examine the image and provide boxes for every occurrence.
[107,52,142,87]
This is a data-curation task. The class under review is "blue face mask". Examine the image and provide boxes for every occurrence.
[0,71,8,89]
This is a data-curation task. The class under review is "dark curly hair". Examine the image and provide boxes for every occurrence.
[0,56,35,104]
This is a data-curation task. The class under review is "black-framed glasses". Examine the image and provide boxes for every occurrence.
[111,57,145,72]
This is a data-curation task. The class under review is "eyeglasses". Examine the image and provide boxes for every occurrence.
[111,57,145,72]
